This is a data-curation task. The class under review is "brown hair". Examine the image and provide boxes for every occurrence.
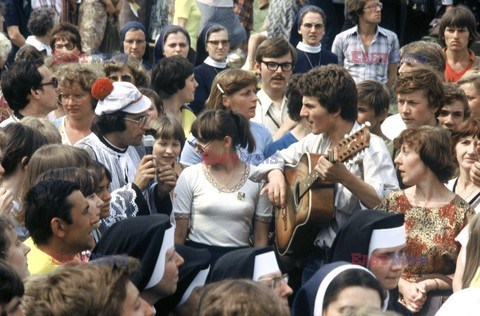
[346,0,369,25]
[254,37,297,64]
[23,256,140,316]
[439,5,479,48]
[299,64,358,121]
[206,69,257,110]
[191,109,256,153]
[0,216,15,259]
[149,116,186,150]
[299,6,326,28]
[394,126,455,182]
[50,22,82,52]
[462,213,480,288]
[198,279,290,316]
[458,74,480,94]
[20,117,62,144]
[394,68,445,111]
[400,40,446,75]
[443,82,470,118]
[451,118,480,160]
[356,80,390,117]
[103,55,150,88]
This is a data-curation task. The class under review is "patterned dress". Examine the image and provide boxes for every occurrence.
[377,191,474,282]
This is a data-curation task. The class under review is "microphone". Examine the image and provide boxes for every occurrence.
[143,135,155,155]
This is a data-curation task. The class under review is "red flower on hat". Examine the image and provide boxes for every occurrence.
[91,78,114,101]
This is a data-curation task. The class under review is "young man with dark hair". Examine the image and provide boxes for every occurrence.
[252,37,297,137]
[0,60,58,127]
[439,5,480,83]
[23,179,96,274]
[251,65,398,283]
[438,83,470,132]
[356,80,390,141]
[76,81,176,230]
[332,0,400,88]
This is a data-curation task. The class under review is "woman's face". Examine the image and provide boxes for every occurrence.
[107,64,136,85]
[323,286,382,316]
[298,12,325,46]
[97,176,111,219]
[205,30,230,62]
[163,32,189,59]
[4,228,31,280]
[154,247,184,297]
[153,137,182,166]
[394,143,429,187]
[123,30,147,60]
[59,83,94,120]
[53,37,81,55]
[455,135,479,174]
[85,192,102,229]
[177,74,198,104]
[223,84,258,119]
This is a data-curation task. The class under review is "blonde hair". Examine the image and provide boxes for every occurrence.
[198,279,290,316]
[206,69,257,110]
[463,213,480,288]
[17,144,91,224]
[23,256,139,316]
[20,117,62,144]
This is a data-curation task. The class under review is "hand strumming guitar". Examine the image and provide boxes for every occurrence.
[260,169,287,208]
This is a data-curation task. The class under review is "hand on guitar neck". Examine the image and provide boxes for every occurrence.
[470,140,480,186]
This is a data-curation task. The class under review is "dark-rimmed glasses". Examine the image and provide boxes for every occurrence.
[39,77,58,89]
[261,61,293,72]
[207,40,230,46]
[258,274,289,290]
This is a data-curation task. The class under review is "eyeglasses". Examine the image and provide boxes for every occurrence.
[124,39,146,45]
[108,74,134,83]
[187,139,213,153]
[124,114,150,129]
[207,40,230,46]
[39,77,58,89]
[261,61,293,72]
[259,274,289,290]
[364,2,383,10]
[54,42,75,51]
[58,92,88,104]
[301,23,324,30]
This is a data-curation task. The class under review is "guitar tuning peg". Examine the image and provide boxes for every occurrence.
[365,121,371,127]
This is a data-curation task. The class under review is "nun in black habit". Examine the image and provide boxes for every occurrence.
[208,246,293,306]
[93,214,184,308]
[329,210,411,315]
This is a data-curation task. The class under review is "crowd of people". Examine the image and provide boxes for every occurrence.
[1,0,480,315]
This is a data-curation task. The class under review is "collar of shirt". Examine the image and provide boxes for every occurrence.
[297,42,322,53]
[204,56,228,68]
[256,89,288,117]
[347,25,389,39]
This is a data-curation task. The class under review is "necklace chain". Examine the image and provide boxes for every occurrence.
[303,51,321,69]
[203,164,250,193]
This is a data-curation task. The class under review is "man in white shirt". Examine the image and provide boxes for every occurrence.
[251,65,398,283]
[252,37,296,138]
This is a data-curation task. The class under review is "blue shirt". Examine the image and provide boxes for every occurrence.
[265,131,298,158]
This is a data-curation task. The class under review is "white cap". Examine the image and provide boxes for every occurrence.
[253,251,280,281]
[95,81,151,115]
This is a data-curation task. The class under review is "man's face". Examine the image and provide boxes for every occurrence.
[121,111,151,147]
[361,0,382,25]
[177,74,198,104]
[460,82,480,118]
[397,89,437,128]
[62,190,95,253]
[123,30,147,60]
[300,96,336,135]
[255,53,293,95]
[438,101,466,132]
[36,65,58,113]
[444,26,470,52]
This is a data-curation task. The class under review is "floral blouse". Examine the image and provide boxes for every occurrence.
[377,191,474,282]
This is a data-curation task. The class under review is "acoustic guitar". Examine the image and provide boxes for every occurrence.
[275,126,371,257]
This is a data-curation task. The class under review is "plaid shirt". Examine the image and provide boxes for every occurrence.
[234,0,254,31]
[332,25,400,85]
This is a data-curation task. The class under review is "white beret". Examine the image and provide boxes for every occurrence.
[95,81,151,115]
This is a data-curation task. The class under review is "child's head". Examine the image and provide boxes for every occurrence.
[87,161,112,219]
[437,83,470,132]
[149,116,185,166]
[139,87,163,120]
[356,80,389,129]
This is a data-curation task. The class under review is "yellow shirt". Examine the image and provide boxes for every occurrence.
[182,106,196,137]
[24,237,60,275]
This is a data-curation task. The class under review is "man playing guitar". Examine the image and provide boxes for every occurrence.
[250,65,399,283]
